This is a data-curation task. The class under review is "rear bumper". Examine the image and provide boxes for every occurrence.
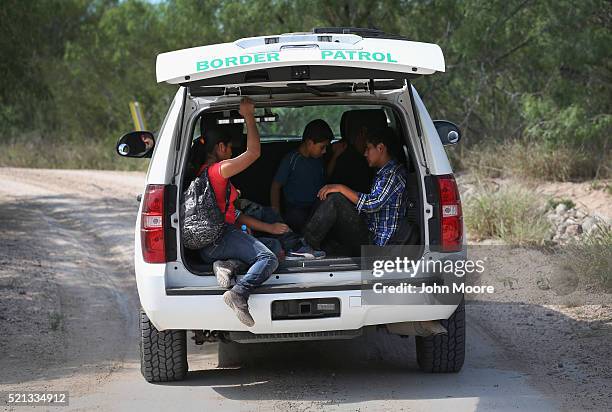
[138,272,459,333]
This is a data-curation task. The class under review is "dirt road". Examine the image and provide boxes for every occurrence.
[0,168,609,411]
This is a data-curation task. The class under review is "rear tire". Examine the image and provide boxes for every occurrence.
[140,309,188,382]
[415,300,465,373]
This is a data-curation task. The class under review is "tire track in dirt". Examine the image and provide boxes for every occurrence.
[0,168,144,396]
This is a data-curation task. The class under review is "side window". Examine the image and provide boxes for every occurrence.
[184,115,205,186]
[388,108,411,169]
[192,117,201,143]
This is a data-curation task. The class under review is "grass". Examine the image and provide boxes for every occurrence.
[589,180,612,195]
[464,183,552,245]
[48,311,63,331]
[0,137,148,171]
[450,140,611,182]
[563,222,612,291]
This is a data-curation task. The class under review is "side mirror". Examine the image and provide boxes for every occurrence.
[433,120,461,146]
[116,131,155,158]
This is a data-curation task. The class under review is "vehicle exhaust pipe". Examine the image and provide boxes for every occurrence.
[386,321,447,337]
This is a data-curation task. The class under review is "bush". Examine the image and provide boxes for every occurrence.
[521,96,612,151]
[505,141,601,181]
[465,184,552,245]
[452,140,610,181]
[451,96,612,182]
[563,223,612,291]
[547,198,575,210]
[448,144,505,179]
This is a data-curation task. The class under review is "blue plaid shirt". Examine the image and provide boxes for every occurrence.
[355,160,407,246]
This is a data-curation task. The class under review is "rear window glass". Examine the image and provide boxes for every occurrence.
[258,104,389,141]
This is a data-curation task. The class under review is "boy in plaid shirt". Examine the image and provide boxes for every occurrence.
[304,127,407,256]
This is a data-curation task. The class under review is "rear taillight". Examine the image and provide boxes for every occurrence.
[437,175,463,252]
[141,184,166,263]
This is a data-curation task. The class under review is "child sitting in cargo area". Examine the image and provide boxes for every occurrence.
[235,198,325,260]
[326,114,373,194]
[270,119,334,234]
[303,126,408,256]
[195,98,276,327]
[212,199,325,292]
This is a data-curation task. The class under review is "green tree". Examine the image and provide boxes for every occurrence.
[1,0,609,175]
[0,0,96,135]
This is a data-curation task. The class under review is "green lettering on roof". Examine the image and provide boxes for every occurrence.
[196,61,209,71]
[194,50,398,73]
[239,55,252,65]
[196,52,281,72]
[358,51,371,61]
[321,50,397,63]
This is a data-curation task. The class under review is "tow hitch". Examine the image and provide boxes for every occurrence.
[192,330,227,345]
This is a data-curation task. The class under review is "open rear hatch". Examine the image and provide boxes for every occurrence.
[165,29,442,278]
[156,28,445,95]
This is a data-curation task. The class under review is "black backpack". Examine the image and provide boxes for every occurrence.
[180,167,231,250]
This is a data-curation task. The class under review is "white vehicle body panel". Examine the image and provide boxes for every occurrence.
[138,267,457,332]
[145,87,186,184]
[412,86,454,175]
[157,34,444,84]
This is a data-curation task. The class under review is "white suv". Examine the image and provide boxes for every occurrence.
[117,28,466,383]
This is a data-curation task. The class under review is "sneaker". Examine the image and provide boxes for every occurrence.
[223,290,255,327]
[213,259,242,289]
[286,244,326,260]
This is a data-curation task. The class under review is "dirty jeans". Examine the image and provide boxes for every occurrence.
[304,193,371,256]
[282,204,316,235]
[199,225,278,298]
